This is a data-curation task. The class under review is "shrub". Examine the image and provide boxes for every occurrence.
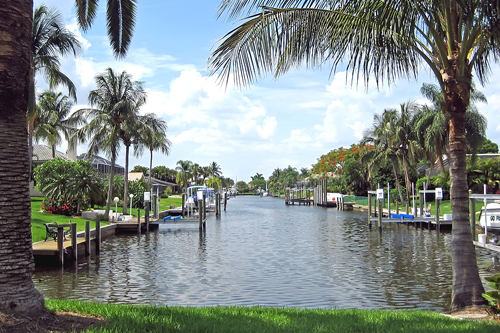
[41,198,77,216]
[483,272,500,311]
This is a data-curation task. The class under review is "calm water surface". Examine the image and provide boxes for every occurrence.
[33,196,500,311]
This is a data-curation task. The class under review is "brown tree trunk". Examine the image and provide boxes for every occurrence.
[122,145,129,214]
[105,154,116,219]
[390,157,405,205]
[0,0,45,313]
[446,73,487,310]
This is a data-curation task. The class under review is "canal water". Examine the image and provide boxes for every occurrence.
[33,196,500,312]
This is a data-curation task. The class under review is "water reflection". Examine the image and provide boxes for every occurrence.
[34,196,500,311]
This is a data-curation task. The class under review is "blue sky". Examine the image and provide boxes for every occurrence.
[34,0,500,183]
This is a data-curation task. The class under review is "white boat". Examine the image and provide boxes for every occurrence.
[262,181,269,196]
[479,203,500,233]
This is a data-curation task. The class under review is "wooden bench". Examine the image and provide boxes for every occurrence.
[44,222,70,241]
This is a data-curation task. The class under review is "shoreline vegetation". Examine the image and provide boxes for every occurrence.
[43,299,500,332]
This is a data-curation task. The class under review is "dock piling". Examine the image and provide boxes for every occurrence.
[71,222,77,261]
[57,226,64,266]
[85,221,91,256]
[96,220,101,255]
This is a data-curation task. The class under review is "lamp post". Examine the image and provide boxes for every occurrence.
[114,197,119,220]
[129,193,134,216]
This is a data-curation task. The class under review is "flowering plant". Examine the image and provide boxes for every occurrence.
[41,197,77,216]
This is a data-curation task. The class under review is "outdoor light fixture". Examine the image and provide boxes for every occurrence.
[114,197,119,220]
[129,193,134,215]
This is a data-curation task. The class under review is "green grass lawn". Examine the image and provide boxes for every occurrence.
[46,299,500,333]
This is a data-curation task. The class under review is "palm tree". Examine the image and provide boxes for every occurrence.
[361,111,406,204]
[201,166,211,185]
[190,163,201,185]
[414,83,487,173]
[209,0,500,310]
[137,113,171,186]
[34,90,74,158]
[208,161,222,178]
[28,5,81,179]
[176,160,193,192]
[71,68,145,218]
[0,0,138,315]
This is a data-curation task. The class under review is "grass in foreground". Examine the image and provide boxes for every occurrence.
[46,300,500,333]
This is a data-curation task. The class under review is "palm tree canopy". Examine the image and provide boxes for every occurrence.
[210,1,500,89]
[33,5,81,100]
[34,90,74,154]
[75,0,137,58]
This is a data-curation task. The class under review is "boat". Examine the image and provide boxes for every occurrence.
[263,181,269,197]
[479,202,500,235]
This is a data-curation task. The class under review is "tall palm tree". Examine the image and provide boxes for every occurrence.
[0,0,138,315]
[176,160,193,192]
[71,68,145,218]
[28,5,81,179]
[209,0,500,310]
[190,163,201,185]
[361,111,406,204]
[414,83,487,173]
[201,166,211,185]
[135,113,171,186]
[208,161,222,178]
[34,90,74,158]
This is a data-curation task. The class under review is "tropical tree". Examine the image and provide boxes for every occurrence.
[209,0,500,310]
[34,90,74,158]
[135,113,170,186]
[414,83,487,173]
[0,0,138,316]
[131,165,149,174]
[251,172,264,181]
[118,98,148,214]
[190,163,201,185]
[206,177,222,188]
[208,161,222,178]
[176,160,193,192]
[201,166,211,184]
[28,5,81,178]
[71,68,145,218]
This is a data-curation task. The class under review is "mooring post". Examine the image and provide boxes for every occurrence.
[435,198,440,231]
[96,220,101,255]
[71,222,77,261]
[470,198,476,240]
[145,205,150,233]
[378,199,382,232]
[203,195,207,230]
[85,221,91,256]
[368,193,372,227]
[57,226,64,266]
[198,202,203,230]
[182,193,186,217]
[419,192,424,217]
[137,207,141,234]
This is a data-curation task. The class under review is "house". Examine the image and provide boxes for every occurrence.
[128,172,180,194]
[78,153,125,175]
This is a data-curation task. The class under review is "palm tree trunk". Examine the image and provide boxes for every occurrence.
[0,0,45,313]
[390,157,405,205]
[448,95,486,310]
[122,144,129,214]
[402,155,413,203]
[149,149,153,185]
[105,154,116,218]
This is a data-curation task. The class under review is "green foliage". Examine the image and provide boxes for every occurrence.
[251,178,266,191]
[483,273,500,310]
[477,138,499,154]
[131,165,149,174]
[34,158,104,214]
[128,178,152,209]
[416,176,439,192]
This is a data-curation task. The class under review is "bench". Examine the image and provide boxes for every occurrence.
[44,222,70,241]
